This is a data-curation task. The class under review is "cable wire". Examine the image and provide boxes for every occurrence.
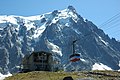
[99,12,120,28]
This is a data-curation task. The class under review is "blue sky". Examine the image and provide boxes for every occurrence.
[0,0,120,40]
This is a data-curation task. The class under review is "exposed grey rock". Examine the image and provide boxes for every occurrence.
[0,6,120,74]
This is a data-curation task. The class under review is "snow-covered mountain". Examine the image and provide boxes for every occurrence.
[0,6,120,74]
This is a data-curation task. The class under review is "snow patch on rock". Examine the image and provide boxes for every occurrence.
[45,39,62,56]
[0,73,12,80]
[98,36,109,46]
[80,58,86,62]
[92,63,112,70]
[119,61,120,67]
[33,23,46,38]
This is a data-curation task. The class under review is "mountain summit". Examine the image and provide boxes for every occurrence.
[0,6,120,73]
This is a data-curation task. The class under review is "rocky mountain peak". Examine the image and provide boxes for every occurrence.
[67,5,76,13]
[0,6,120,74]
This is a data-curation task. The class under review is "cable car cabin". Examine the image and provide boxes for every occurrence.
[21,51,59,72]
[69,54,80,62]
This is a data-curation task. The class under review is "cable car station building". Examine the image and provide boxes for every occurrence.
[21,51,59,72]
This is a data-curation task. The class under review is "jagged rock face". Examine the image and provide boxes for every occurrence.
[0,6,120,73]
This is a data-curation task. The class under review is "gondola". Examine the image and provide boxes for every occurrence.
[69,40,80,62]
[70,54,80,62]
